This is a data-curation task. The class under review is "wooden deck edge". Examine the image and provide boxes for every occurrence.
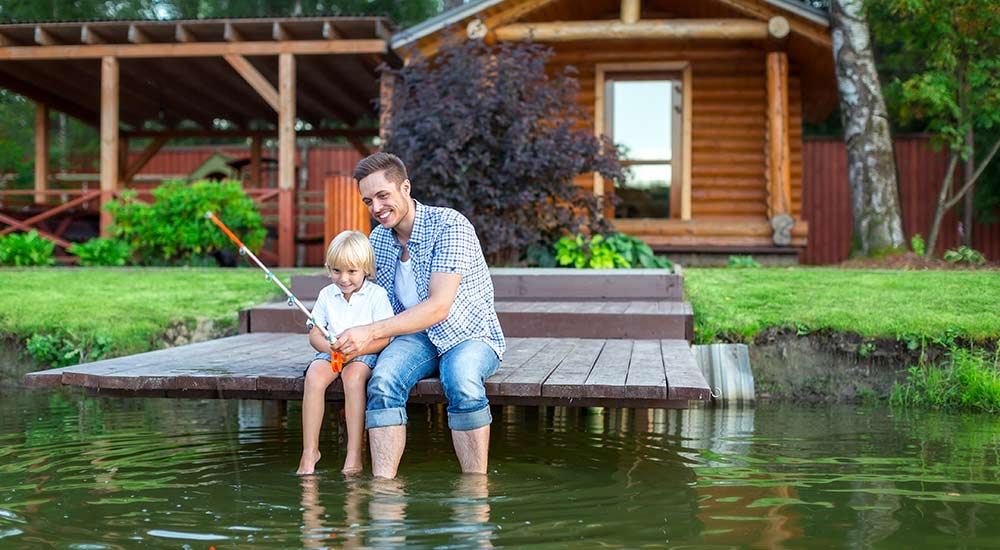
[82,386,697,409]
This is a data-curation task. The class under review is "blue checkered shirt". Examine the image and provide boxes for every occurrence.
[370,200,506,359]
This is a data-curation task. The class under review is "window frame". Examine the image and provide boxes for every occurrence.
[595,61,692,221]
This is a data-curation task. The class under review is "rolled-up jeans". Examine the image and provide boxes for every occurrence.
[365,332,500,431]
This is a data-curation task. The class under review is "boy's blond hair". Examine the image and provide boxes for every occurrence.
[324,230,375,280]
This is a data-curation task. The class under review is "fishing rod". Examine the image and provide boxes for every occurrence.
[206,212,344,372]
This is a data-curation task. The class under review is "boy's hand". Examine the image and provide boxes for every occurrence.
[334,325,375,357]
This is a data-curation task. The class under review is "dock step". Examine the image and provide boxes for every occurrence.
[23,333,711,407]
[291,267,685,302]
[242,299,693,340]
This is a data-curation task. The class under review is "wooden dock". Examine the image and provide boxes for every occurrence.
[24,269,712,408]
[24,333,708,408]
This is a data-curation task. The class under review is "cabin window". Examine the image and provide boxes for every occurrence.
[604,72,683,219]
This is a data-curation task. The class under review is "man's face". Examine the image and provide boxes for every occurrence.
[359,170,411,230]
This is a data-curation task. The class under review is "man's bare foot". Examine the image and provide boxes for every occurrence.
[297,450,321,475]
[342,456,363,475]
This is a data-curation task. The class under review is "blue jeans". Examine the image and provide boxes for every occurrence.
[365,333,500,431]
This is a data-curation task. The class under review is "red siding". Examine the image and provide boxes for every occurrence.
[801,136,1000,264]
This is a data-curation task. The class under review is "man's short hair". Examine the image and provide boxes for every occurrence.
[353,152,407,185]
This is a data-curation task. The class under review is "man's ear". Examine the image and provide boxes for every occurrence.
[400,178,411,196]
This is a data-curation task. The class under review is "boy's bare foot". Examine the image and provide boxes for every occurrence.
[297,450,321,475]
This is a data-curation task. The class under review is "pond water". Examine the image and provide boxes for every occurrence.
[3,383,1000,548]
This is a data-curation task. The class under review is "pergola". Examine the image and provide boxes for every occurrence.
[0,17,400,266]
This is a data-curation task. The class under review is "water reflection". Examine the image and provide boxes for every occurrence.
[6,387,1000,548]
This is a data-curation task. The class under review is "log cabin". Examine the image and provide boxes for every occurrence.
[390,0,836,260]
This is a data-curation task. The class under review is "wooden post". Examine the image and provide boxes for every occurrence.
[33,102,49,205]
[99,56,119,237]
[278,53,296,267]
[378,71,395,148]
[766,51,791,220]
[621,0,640,24]
[250,135,261,187]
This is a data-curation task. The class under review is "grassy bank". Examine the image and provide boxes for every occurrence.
[684,267,1000,344]
[0,267,291,363]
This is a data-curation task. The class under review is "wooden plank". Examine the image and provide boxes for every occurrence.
[99,55,117,238]
[84,333,292,391]
[624,340,666,400]
[484,337,554,394]
[499,338,578,397]
[621,0,640,23]
[224,54,279,111]
[542,339,605,398]
[0,39,387,60]
[122,136,166,184]
[33,102,48,204]
[583,339,632,399]
[662,339,711,400]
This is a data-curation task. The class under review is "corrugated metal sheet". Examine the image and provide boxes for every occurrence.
[801,136,999,263]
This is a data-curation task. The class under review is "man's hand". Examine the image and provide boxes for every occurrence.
[333,325,375,358]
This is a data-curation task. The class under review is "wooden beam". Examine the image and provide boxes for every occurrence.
[621,0,641,24]
[224,22,245,43]
[278,52,296,267]
[34,26,61,46]
[766,51,791,220]
[224,54,280,111]
[0,39,387,60]
[768,16,791,40]
[123,136,167,184]
[272,22,291,41]
[100,56,119,238]
[128,24,152,44]
[34,102,49,204]
[81,25,107,44]
[713,0,832,47]
[123,128,377,138]
[495,19,769,42]
[0,31,16,47]
[322,21,340,40]
[175,24,196,43]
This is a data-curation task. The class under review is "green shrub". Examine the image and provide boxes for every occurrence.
[25,330,114,368]
[554,233,672,270]
[605,233,673,269]
[943,246,986,265]
[106,180,265,266]
[68,237,132,266]
[890,344,1000,412]
[0,230,56,266]
[727,255,761,268]
[910,233,926,257]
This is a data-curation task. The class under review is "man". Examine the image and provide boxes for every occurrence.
[333,152,505,479]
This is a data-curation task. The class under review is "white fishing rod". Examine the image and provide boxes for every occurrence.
[206,211,344,371]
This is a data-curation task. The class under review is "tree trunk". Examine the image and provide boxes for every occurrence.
[830,0,905,256]
[962,129,974,247]
[926,137,1000,256]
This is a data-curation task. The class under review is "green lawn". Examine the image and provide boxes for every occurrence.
[685,267,1000,343]
[0,267,294,357]
[1,267,997,366]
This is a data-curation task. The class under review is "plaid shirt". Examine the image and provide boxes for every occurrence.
[370,200,506,359]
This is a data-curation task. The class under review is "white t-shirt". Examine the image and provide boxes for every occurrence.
[394,257,421,310]
[311,279,395,337]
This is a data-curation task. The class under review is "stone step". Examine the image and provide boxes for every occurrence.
[241,299,693,341]
[290,267,685,302]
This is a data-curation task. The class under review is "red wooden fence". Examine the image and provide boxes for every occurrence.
[801,136,1000,264]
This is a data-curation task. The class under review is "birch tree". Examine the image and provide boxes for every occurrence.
[830,0,905,256]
